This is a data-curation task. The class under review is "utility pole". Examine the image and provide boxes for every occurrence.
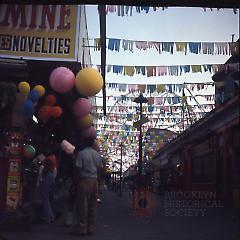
[119,143,123,197]
[98,5,107,116]
[182,88,185,131]
[133,93,148,187]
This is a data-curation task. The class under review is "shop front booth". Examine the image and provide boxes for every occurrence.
[0,4,94,227]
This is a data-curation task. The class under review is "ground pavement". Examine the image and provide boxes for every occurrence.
[0,189,239,240]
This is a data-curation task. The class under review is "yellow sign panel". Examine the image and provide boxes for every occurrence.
[7,176,21,193]
[6,193,20,210]
[0,4,80,61]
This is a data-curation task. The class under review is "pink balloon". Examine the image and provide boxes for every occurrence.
[49,67,75,93]
[82,126,97,139]
[73,98,92,117]
[60,140,75,154]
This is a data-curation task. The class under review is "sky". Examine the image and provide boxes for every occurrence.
[84,5,239,170]
[86,6,239,68]
[85,5,239,122]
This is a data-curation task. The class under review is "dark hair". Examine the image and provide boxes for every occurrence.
[84,137,95,148]
[44,147,52,156]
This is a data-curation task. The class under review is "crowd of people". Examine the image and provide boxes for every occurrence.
[32,137,104,236]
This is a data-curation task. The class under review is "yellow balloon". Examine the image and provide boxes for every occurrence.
[18,81,30,95]
[77,114,93,129]
[75,68,103,96]
[33,85,45,97]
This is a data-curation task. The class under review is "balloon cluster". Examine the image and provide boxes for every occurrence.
[18,82,45,118]
[48,67,103,148]
[73,98,96,139]
[37,94,63,122]
[49,66,103,97]
[73,97,97,140]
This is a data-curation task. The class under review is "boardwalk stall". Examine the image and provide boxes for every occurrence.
[0,4,92,224]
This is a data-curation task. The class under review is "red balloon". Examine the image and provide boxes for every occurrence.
[38,105,51,122]
[51,106,63,118]
[45,95,56,106]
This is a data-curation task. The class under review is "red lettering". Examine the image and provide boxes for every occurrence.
[57,5,70,30]
[0,5,27,28]
[29,5,37,29]
[39,5,56,30]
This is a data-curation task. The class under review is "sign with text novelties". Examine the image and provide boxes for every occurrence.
[0,4,80,61]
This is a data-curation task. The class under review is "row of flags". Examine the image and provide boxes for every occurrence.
[97,111,211,124]
[96,104,214,119]
[96,112,204,132]
[103,82,216,94]
[99,133,170,148]
[95,103,214,116]
[93,38,239,56]
[105,5,167,16]
[94,63,239,77]
[95,94,215,106]
[104,6,238,16]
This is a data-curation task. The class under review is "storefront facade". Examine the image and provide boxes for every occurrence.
[151,45,239,207]
[0,4,92,212]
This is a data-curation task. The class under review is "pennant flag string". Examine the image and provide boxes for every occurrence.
[88,38,239,56]
[96,82,216,95]
[94,104,215,112]
[92,63,239,77]
[95,96,215,104]
[104,6,237,16]
[94,103,214,112]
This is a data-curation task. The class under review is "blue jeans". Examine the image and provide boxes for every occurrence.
[40,172,55,223]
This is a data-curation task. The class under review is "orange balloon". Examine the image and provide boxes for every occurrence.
[45,94,56,106]
[38,105,51,121]
[51,106,62,118]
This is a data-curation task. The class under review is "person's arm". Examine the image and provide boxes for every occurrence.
[75,151,83,169]
[36,165,44,187]
[95,152,103,169]
[53,167,57,179]
[72,151,83,182]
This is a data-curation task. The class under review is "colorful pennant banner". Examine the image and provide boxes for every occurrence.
[94,63,239,77]
[102,82,216,94]
[92,38,239,56]
[105,6,237,16]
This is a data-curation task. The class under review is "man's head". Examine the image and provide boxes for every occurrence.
[84,137,95,148]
